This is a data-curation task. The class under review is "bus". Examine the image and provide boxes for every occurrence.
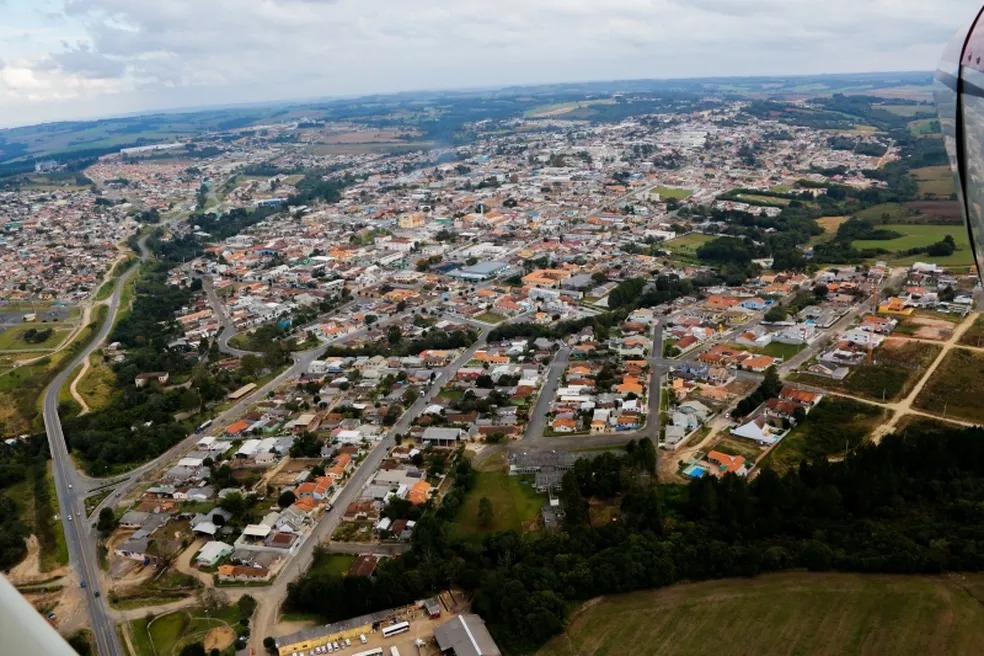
[381,622,410,639]
[195,419,213,434]
[352,650,383,656]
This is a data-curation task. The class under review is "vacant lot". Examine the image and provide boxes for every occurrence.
[810,216,849,246]
[535,573,984,656]
[664,233,714,258]
[895,312,959,341]
[912,166,956,198]
[737,193,790,206]
[760,397,886,473]
[76,354,117,412]
[958,314,984,348]
[904,200,963,222]
[793,339,940,403]
[453,471,543,537]
[914,348,984,424]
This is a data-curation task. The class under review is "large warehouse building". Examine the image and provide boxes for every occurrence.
[433,614,501,656]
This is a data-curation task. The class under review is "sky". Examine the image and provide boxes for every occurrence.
[0,0,978,128]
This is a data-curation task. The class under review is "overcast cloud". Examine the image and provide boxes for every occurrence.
[0,0,978,127]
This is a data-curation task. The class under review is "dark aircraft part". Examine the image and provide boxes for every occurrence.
[937,8,984,280]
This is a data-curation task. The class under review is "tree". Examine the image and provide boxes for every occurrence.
[365,314,378,326]
[179,643,206,656]
[263,637,277,654]
[219,492,248,516]
[278,490,297,508]
[477,497,494,528]
[763,305,787,322]
[96,507,117,534]
[238,594,257,620]
[812,284,829,300]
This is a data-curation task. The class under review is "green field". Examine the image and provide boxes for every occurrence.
[535,573,984,656]
[912,166,956,198]
[853,223,972,265]
[913,348,984,424]
[653,186,693,200]
[855,202,916,222]
[664,233,714,258]
[726,341,806,360]
[128,603,242,656]
[880,104,936,117]
[307,551,355,578]
[909,118,940,136]
[453,471,544,537]
[0,324,70,350]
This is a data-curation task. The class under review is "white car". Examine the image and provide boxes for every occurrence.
[68,484,73,489]
[359,635,367,645]
[344,639,351,647]
[67,515,72,521]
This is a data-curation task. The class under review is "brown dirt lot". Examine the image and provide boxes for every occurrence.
[204,625,236,651]
[817,216,849,234]
[900,316,957,341]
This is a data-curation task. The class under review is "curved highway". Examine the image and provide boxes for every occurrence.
[41,236,151,656]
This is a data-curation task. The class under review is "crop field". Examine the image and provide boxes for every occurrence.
[534,573,984,656]
[913,348,984,424]
[912,166,956,198]
[903,200,963,223]
[792,340,940,403]
[664,233,714,258]
[452,471,544,537]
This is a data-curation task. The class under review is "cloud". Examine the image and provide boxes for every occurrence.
[0,0,979,127]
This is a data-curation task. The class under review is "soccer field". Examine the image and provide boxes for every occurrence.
[535,573,984,656]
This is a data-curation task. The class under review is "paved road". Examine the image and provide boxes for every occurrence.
[523,347,570,440]
[250,326,492,652]
[41,236,153,656]
[200,276,259,358]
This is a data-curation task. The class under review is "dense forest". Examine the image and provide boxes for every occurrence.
[284,425,984,651]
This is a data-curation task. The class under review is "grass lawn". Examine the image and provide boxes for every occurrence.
[452,471,544,537]
[653,186,693,200]
[724,341,804,361]
[308,552,355,577]
[534,572,984,656]
[759,398,886,474]
[912,166,955,197]
[791,340,940,403]
[664,233,714,258]
[0,324,70,350]
[913,348,984,423]
[475,312,506,324]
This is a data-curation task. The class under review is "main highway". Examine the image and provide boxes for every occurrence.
[41,236,153,656]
